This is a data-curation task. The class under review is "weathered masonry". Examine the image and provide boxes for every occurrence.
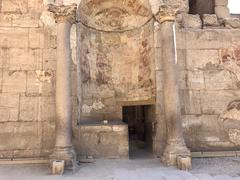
[0,0,240,173]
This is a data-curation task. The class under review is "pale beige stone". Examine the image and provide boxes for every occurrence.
[201,90,240,114]
[19,96,39,121]
[215,0,228,6]
[0,93,19,122]
[187,71,205,90]
[52,160,65,175]
[180,90,201,115]
[224,18,240,29]
[3,48,42,70]
[39,97,55,121]
[29,28,44,48]
[26,71,55,96]
[2,70,26,93]
[215,6,230,19]
[182,14,202,29]
[204,70,234,90]
[2,0,28,13]
[186,50,219,70]
[0,28,28,48]
[11,14,40,28]
[202,14,220,27]
[186,30,230,49]
[0,122,40,150]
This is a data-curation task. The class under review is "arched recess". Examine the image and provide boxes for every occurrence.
[78,0,152,32]
[77,0,155,120]
[76,0,156,158]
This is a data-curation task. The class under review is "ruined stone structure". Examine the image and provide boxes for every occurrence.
[0,0,240,173]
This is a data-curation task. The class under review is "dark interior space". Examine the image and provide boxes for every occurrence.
[123,105,153,159]
[189,0,215,15]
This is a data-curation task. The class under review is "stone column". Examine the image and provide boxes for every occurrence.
[155,6,191,170]
[48,4,77,170]
[214,0,230,19]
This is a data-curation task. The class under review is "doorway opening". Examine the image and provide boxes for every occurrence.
[123,105,153,159]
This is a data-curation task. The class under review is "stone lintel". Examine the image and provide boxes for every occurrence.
[48,4,77,24]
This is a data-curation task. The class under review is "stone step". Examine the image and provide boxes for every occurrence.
[195,173,216,180]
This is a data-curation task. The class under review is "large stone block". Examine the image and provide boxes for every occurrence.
[186,49,219,70]
[76,121,129,158]
[26,70,55,96]
[13,149,41,158]
[180,90,201,115]
[2,70,26,93]
[3,48,42,70]
[215,6,230,19]
[176,30,187,50]
[29,28,44,49]
[19,96,39,121]
[42,48,57,70]
[0,14,12,27]
[39,96,55,121]
[0,93,19,122]
[0,28,28,48]
[2,0,28,13]
[186,30,231,49]
[0,122,40,151]
[183,114,222,150]
[202,14,220,27]
[41,121,55,155]
[201,90,240,114]
[215,0,228,6]
[224,18,240,29]
[182,14,202,29]
[11,14,40,28]
[204,70,234,90]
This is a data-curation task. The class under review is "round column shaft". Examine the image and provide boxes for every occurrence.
[48,4,77,171]
[155,5,191,170]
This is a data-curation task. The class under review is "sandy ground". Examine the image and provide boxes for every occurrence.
[0,158,240,180]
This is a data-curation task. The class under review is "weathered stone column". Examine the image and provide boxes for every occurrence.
[48,4,77,170]
[155,6,191,170]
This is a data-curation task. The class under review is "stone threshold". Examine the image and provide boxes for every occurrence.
[0,151,240,165]
[192,151,240,158]
[0,158,49,165]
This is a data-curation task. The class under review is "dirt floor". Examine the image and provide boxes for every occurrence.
[0,158,240,180]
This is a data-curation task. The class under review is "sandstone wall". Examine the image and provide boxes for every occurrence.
[0,0,240,159]
[153,27,240,156]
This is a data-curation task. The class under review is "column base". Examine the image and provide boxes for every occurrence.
[161,141,191,170]
[49,146,76,172]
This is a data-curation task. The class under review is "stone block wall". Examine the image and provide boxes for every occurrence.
[180,29,240,151]
[0,0,60,158]
[0,0,240,159]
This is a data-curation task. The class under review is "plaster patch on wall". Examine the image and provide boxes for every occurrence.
[229,129,240,145]
[219,46,240,82]
[205,136,220,142]
[220,100,240,121]
[35,70,54,83]
[40,11,56,28]
[82,100,105,114]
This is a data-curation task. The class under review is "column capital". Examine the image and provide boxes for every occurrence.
[48,4,77,24]
[155,5,178,24]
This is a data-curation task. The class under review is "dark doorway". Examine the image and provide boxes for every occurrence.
[123,105,153,159]
[189,0,215,15]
